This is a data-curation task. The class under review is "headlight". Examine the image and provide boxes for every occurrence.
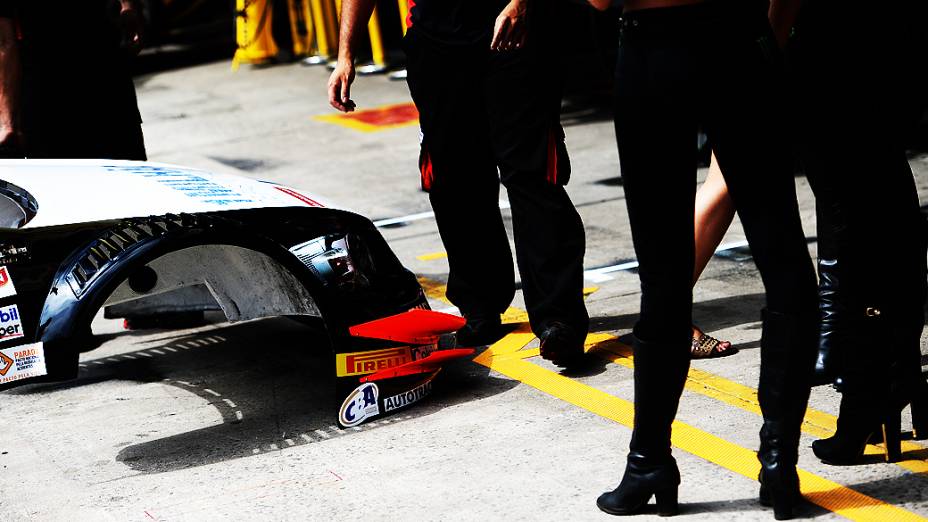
[290,234,370,288]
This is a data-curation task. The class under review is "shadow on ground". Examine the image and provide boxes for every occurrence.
[12,317,517,474]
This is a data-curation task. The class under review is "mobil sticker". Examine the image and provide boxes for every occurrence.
[0,304,24,343]
[0,266,16,299]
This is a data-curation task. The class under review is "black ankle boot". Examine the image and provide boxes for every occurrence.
[757,309,817,520]
[597,335,689,517]
[813,259,840,386]
[811,390,886,464]
[597,452,680,516]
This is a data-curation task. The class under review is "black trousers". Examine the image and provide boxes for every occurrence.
[404,28,589,337]
[796,1,928,318]
[614,2,819,347]
[794,1,928,383]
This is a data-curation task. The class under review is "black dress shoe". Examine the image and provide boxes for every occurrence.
[455,315,506,347]
[539,321,585,368]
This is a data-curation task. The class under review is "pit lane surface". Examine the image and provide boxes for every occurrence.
[0,61,927,521]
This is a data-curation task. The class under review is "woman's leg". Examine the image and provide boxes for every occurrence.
[701,14,818,520]
[597,11,698,517]
[693,153,735,283]
[691,152,736,357]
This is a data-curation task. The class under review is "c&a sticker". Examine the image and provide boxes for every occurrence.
[339,382,380,427]
[0,342,47,385]
[0,266,16,299]
[0,304,24,343]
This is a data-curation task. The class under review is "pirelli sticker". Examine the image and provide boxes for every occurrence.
[336,346,413,377]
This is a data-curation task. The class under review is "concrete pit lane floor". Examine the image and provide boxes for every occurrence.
[1,60,928,521]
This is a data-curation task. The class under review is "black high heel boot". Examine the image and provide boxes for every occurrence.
[756,309,817,520]
[813,259,841,386]
[812,306,923,464]
[597,336,690,517]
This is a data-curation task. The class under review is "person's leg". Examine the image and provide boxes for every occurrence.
[483,34,589,365]
[701,11,818,519]
[797,1,928,463]
[691,152,736,358]
[597,9,698,516]
[403,33,515,342]
[693,154,735,283]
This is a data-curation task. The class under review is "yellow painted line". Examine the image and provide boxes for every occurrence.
[418,277,451,305]
[416,251,448,261]
[420,275,925,518]
[583,286,599,298]
[476,344,927,522]
[587,336,928,474]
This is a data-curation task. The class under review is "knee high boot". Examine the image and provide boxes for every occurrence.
[597,336,690,517]
[757,309,817,520]
[813,259,841,386]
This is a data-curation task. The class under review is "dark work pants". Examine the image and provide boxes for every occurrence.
[794,1,928,384]
[404,29,589,337]
[614,3,819,453]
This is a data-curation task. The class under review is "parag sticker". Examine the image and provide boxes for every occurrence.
[0,342,47,385]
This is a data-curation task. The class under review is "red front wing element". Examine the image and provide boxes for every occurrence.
[348,309,466,344]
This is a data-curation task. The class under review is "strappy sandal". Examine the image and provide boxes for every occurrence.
[691,329,738,359]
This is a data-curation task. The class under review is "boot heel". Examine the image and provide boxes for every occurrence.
[881,413,902,463]
[912,380,928,441]
[655,488,679,517]
[770,489,798,521]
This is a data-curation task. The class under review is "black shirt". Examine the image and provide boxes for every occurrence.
[408,0,509,45]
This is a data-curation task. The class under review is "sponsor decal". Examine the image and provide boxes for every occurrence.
[0,266,16,298]
[0,244,29,265]
[0,304,24,343]
[336,347,413,377]
[339,382,380,427]
[0,342,47,385]
[106,165,256,206]
[384,379,434,413]
[336,345,437,377]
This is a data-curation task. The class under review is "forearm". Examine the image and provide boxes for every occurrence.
[337,0,377,63]
[768,0,802,47]
[0,19,20,138]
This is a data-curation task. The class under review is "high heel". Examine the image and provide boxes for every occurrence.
[759,470,802,521]
[597,454,681,517]
[911,378,928,441]
[882,410,902,462]
[655,488,679,517]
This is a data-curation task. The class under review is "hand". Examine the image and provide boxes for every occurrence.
[119,2,145,55]
[328,60,357,112]
[491,0,528,52]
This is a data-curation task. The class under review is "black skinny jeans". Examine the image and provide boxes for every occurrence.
[614,2,819,348]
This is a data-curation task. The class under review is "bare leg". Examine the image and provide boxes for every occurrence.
[691,152,736,356]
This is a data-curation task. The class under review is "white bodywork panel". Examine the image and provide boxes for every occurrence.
[0,160,335,229]
[105,245,321,322]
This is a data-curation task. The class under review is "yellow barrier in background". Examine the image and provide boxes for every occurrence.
[233,0,279,69]
[234,0,401,73]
